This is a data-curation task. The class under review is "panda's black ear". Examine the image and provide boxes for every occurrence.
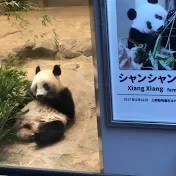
[36,66,41,74]
[127,9,136,20]
[148,0,158,4]
[53,65,61,76]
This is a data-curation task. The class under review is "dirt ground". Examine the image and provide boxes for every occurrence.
[0,6,91,54]
[0,6,100,173]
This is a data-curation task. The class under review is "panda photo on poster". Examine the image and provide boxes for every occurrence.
[107,0,176,125]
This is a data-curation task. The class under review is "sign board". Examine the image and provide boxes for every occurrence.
[99,0,176,128]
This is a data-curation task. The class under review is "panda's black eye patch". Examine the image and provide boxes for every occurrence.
[155,14,162,20]
[43,83,50,91]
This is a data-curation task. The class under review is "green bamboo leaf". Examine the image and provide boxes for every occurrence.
[159,60,172,70]
[152,34,162,57]
[153,58,159,70]
[0,66,33,142]
[149,51,155,66]
[164,57,175,65]
[156,53,169,59]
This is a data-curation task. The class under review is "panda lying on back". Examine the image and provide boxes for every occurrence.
[16,65,75,147]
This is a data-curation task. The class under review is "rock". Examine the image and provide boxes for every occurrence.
[30,47,56,58]
[11,40,59,59]
[24,41,35,49]
[12,47,29,59]
[56,40,79,59]
[63,49,81,59]
[3,39,92,61]
[71,41,84,52]
[59,39,92,59]
[59,39,76,51]
[30,41,59,58]
[82,44,92,57]
[40,41,59,52]
[54,52,62,60]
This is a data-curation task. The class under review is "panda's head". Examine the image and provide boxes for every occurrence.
[31,65,64,100]
[127,0,167,33]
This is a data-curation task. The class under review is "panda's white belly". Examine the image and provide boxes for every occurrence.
[18,100,68,125]
[15,100,68,141]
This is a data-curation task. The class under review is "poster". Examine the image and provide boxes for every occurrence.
[107,0,176,125]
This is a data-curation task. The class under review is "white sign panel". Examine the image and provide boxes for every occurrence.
[106,0,176,126]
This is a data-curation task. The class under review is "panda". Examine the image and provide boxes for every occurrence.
[15,65,75,147]
[127,0,167,51]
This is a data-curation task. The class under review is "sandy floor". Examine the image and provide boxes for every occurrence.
[0,6,91,54]
[0,6,100,173]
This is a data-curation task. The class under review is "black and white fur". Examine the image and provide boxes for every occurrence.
[16,65,75,147]
[127,0,167,51]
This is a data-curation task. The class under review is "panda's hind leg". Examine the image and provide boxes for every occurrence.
[33,120,65,147]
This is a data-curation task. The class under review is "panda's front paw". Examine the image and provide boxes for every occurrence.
[43,92,60,108]
[43,92,57,102]
[17,128,35,142]
[33,132,43,146]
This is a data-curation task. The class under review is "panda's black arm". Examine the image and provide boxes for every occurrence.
[43,88,75,119]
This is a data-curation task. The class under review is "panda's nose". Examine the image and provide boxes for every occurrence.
[36,94,44,100]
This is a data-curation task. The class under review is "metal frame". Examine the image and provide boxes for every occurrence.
[89,0,104,173]
[93,0,176,129]
[0,166,117,176]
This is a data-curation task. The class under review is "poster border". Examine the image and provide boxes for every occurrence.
[100,0,176,129]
